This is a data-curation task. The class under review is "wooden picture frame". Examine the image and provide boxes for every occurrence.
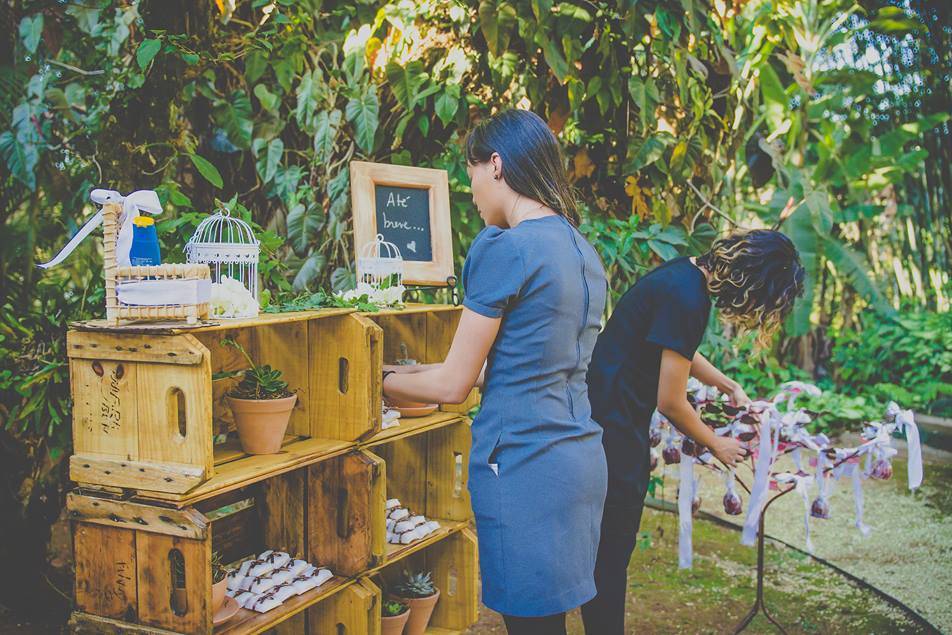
[350,161,455,287]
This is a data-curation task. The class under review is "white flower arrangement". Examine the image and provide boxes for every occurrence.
[336,281,406,307]
[210,275,259,318]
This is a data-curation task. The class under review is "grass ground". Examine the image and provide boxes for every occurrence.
[466,435,950,634]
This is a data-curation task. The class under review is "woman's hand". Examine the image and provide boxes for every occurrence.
[728,383,751,407]
[709,436,746,467]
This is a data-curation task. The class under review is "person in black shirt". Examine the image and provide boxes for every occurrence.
[581,230,805,634]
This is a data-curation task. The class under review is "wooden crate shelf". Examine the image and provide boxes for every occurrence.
[69,450,383,634]
[370,529,479,633]
[67,308,380,498]
[68,304,480,634]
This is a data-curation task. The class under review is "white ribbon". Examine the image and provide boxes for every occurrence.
[849,463,871,536]
[892,405,923,490]
[775,471,815,551]
[38,189,161,269]
[678,453,695,569]
[742,410,777,545]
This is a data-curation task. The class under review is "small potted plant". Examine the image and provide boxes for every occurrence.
[222,338,296,454]
[211,552,229,614]
[393,570,440,635]
[381,599,410,635]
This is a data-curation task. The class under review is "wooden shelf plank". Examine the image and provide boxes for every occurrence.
[373,518,469,572]
[360,303,460,317]
[70,307,356,335]
[362,412,464,447]
[212,435,303,467]
[425,628,463,635]
[135,437,354,508]
[215,576,354,635]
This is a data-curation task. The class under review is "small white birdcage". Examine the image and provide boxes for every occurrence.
[358,234,404,289]
[186,208,260,318]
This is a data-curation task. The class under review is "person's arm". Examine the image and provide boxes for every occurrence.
[384,361,487,388]
[658,349,746,466]
[383,309,496,404]
[691,352,750,406]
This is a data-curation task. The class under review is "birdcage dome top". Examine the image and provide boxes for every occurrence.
[186,207,260,264]
[359,234,402,261]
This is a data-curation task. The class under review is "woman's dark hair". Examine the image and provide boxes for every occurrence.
[465,109,579,224]
[696,229,805,345]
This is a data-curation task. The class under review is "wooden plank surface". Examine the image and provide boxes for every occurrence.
[74,524,138,621]
[361,411,463,448]
[251,322,310,437]
[135,358,212,473]
[427,528,479,631]
[370,312,427,365]
[68,492,209,539]
[259,468,306,558]
[67,331,206,365]
[71,455,205,494]
[71,359,139,462]
[69,612,181,634]
[360,303,460,317]
[376,519,469,571]
[136,532,211,633]
[425,421,473,522]
[194,328,254,437]
[310,314,381,441]
[373,434,428,518]
[306,577,379,635]
[134,438,353,508]
[215,577,353,635]
[71,307,355,335]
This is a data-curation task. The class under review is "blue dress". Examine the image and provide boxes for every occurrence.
[462,215,608,617]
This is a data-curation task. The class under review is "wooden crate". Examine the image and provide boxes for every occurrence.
[370,529,479,634]
[68,451,380,634]
[366,418,473,567]
[67,309,377,499]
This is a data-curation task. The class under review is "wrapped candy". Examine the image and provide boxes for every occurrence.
[723,471,743,516]
[270,583,298,603]
[810,496,830,519]
[248,575,277,594]
[870,458,893,481]
[649,448,659,472]
[682,437,698,457]
[251,593,283,613]
[649,428,663,448]
[691,494,702,516]
[662,443,681,465]
[234,591,259,609]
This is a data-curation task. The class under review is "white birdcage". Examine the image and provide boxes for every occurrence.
[357,234,404,289]
[185,208,260,318]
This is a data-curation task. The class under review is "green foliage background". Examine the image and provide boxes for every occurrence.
[0,0,949,624]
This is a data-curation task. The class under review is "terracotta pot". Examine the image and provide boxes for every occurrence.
[381,608,410,635]
[227,394,297,455]
[394,589,440,635]
[212,577,228,613]
[385,396,429,409]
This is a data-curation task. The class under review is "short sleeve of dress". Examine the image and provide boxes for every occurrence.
[462,227,526,319]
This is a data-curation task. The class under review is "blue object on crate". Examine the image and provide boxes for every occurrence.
[129,216,162,266]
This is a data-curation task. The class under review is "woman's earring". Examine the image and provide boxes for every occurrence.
[493,173,500,180]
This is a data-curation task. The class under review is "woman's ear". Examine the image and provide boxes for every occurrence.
[490,152,503,181]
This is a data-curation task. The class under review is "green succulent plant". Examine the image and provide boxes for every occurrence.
[382,600,408,617]
[212,551,228,584]
[221,338,292,400]
[394,569,436,598]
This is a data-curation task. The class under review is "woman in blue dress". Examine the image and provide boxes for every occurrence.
[382,109,608,634]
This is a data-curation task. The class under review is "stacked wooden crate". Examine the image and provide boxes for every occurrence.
[66,305,479,634]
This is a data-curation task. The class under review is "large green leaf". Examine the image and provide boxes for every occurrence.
[213,91,254,150]
[434,89,460,126]
[287,202,325,256]
[293,253,327,291]
[823,239,896,318]
[759,62,787,132]
[188,153,223,189]
[254,84,280,112]
[136,38,161,69]
[0,130,37,190]
[312,109,342,164]
[19,15,43,54]
[346,91,379,153]
[627,133,674,171]
[785,201,818,336]
[538,32,571,83]
[385,61,427,110]
[254,137,283,184]
[479,1,516,57]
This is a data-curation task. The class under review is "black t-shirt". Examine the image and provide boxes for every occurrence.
[586,257,711,505]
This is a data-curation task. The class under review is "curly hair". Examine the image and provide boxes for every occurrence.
[696,230,805,346]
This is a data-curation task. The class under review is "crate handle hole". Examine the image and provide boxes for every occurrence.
[338,357,349,395]
[168,387,187,440]
[336,487,350,538]
[168,549,187,616]
[448,565,458,596]
[453,452,463,498]
[336,624,346,635]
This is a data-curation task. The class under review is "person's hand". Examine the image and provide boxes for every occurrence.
[709,436,746,467]
[728,383,751,407]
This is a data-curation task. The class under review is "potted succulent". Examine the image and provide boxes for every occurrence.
[393,570,440,635]
[381,599,410,635]
[222,338,296,454]
[211,552,229,614]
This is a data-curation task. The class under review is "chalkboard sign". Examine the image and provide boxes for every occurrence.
[351,161,454,286]
[374,185,432,262]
